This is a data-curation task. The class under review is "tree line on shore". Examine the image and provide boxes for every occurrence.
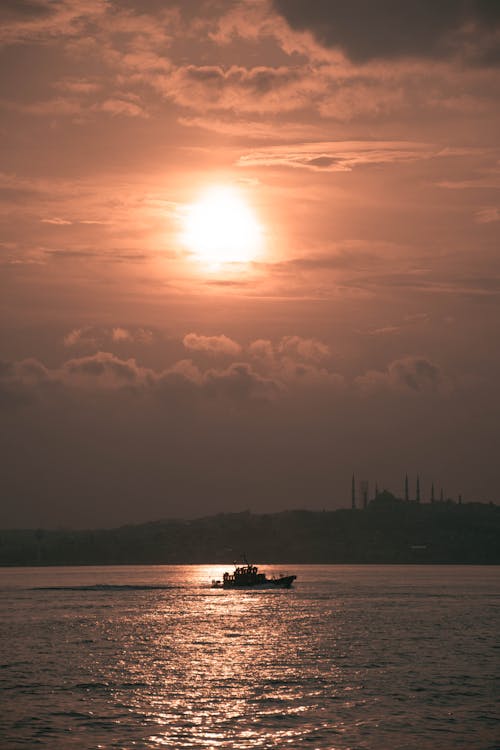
[1,500,498,566]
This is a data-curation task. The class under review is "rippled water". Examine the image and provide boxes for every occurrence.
[1,565,499,749]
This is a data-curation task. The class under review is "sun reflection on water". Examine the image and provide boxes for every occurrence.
[128,565,329,748]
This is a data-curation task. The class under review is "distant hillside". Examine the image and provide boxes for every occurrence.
[0,502,499,566]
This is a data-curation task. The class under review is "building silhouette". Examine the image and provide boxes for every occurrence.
[360,480,369,509]
[349,473,463,510]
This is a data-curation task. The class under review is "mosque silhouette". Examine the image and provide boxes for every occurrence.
[350,473,463,509]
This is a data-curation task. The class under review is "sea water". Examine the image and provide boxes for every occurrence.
[0,565,498,749]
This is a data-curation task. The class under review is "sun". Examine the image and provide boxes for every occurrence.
[181,186,263,267]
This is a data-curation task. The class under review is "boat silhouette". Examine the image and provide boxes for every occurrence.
[211,561,296,589]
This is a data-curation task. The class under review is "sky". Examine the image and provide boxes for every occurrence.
[1,0,500,528]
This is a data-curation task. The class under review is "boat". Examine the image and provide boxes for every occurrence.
[211,562,296,589]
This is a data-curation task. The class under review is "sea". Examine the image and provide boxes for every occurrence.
[0,565,498,750]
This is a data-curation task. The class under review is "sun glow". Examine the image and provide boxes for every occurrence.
[182,186,263,267]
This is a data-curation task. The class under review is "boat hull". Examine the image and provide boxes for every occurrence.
[211,575,296,590]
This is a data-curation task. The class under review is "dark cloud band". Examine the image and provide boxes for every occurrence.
[272,0,500,63]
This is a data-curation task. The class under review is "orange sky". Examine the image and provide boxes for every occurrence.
[1,1,499,527]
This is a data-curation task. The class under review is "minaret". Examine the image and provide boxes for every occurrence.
[351,473,356,510]
[440,487,444,502]
[405,474,409,503]
[431,483,435,503]
[374,482,379,500]
[416,475,420,504]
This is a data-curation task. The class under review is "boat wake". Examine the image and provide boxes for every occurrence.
[32,584,179,591]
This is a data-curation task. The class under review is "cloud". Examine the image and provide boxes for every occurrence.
[54,78,101,94]
[63,327,97,348]
[0,0,174,51]
[3,97,84,117]
[278,335,330,362]
[0,351,282,406]
[260,241,500,300]
[1,332,344,411]
[2,0,496,143]
[439,177,500,190]
[177,116,330,141]
[155,63,320,114]
[62,351,148,387]
[0,356,54,409]
[0,0,106,45]
[248,338,274,361]
[475,206,500,223]
[183,333,242,357]
[365,313,430,337]
[248,336,331,365]
[64,326,153,348]
[209,2,500,123]
[99,97,148,118]
[236,140,435,172]
[272,0,500,64]
[4,94,149,120]
[247,336,342,389]
[41,217,73,226]
[11,358,51,383]
[368,326,402,336]
[155,358,280,403]
[356,356,450,394]
[111,327,153,343]
[278,359,344,388]
[1,340,473,419]
[281,247,381,272]
[0,1,52,21]
[202,362,281,401]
